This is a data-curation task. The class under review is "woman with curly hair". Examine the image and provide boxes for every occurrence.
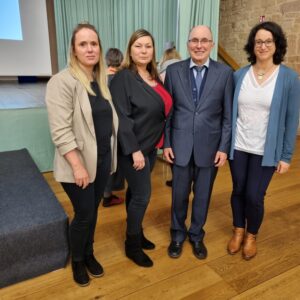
[227,21,300,260]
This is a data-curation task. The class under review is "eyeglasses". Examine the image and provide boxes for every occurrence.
[255,39,274,48]
[188,38,213,46]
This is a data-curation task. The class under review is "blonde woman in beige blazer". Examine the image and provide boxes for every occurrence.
[46,23,118,287]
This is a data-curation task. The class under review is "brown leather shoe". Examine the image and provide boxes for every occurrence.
[242,233,257,260]
[227,227,245,255]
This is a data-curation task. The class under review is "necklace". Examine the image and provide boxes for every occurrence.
[257,72,265,80]
[254,64,275,81]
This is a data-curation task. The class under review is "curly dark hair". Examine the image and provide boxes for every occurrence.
[244,21,287,65]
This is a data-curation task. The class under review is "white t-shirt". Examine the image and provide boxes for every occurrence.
[234,66,279,155]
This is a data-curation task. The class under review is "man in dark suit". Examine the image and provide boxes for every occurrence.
[163,25,233,259]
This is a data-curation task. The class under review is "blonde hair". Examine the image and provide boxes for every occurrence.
[122,29,160,81]
[68,23,111,100]
[161,48,181,65]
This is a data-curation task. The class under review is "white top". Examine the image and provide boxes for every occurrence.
[158,58,181,74]
[234,66,279,155]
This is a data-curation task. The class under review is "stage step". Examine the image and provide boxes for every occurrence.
[0,149,69,288]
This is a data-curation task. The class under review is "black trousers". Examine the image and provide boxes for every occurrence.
[171,156,217,243]
[229,150,275,234]
[118,149,157,235]
[61,151,111,261]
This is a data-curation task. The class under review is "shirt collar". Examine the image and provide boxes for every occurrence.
[189,58,210,69]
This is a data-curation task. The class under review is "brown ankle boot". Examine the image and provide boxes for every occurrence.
[243,233,257,260]
[227,227,245,255]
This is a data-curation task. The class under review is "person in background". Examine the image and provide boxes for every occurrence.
[110,29,172,268]
[227,21,300,260]
[46,23,118,286]
[158,41,181,82]
[158,42,181,187]
[105,47,124,84]
[102,48,125,207]
[163,25,233,260]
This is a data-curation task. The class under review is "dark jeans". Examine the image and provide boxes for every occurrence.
[61,151,111,261]
[103,165,125,196]
[119,149,157,235]
[229,150,275,234]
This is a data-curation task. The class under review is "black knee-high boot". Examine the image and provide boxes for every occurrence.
[125,233,153,267]
[141,229,155,250]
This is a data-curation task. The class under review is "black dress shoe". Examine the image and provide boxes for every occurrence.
[85,255,104,277]
[190,240,207,259]
[165,180,172,187]
[168,241,183,258]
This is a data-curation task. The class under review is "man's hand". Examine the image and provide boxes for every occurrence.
[163,148,175,164]
[214,151,227,167]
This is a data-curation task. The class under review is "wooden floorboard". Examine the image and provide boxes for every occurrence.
[1,138,299,300]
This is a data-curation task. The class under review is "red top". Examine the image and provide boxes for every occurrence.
[152,82,173,148]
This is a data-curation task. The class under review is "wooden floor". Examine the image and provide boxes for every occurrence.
[1,138,300,300]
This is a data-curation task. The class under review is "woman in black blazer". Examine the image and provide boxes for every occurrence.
[110,29,172,267]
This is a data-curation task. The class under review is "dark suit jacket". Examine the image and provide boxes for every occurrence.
[110,69,166,156]
[164,58,233,167]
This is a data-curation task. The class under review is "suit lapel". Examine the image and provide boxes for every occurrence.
[196,60,220,109]
[177,59,195,109]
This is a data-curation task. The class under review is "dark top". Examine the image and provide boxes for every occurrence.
[107,74,114,86]
[110,69,166,155]
[89,81,112,157]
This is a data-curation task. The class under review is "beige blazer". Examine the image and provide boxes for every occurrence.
[46,68,118,183]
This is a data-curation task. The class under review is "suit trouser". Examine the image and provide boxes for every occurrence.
[171,157,218,243]
[229,150,275,234]
[61,151,111,262]
[118,149,157,235]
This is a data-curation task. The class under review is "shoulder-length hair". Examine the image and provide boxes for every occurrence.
[122,29,160,80]
[161,48,181,65]
[244,21,287,65]
[68,23,111,100]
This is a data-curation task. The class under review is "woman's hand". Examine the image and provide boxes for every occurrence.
[72,163,90,189]
[132,150,145,170]
[276,161,290,174]
[64,149,90,188]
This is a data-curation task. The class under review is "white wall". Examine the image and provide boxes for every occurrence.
[0,0,52,76]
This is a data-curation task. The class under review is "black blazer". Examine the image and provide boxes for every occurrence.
[110,69,165,156]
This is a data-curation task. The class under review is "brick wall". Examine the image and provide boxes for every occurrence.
[219,0,300,74]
